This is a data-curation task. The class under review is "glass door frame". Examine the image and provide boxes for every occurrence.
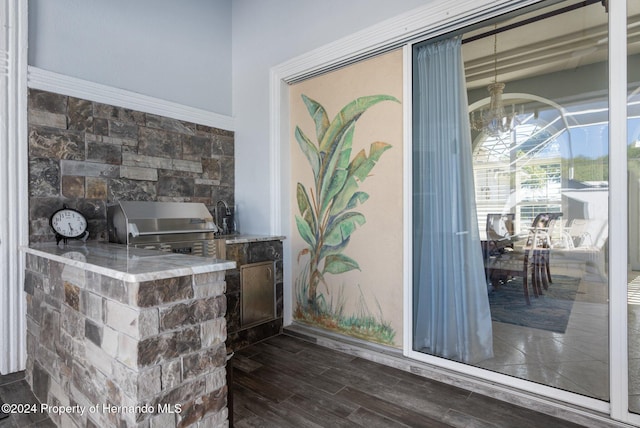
[608,0,629,422]
[402,0,636,424]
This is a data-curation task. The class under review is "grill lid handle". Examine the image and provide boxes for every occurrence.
[127,222,219,237]
[129,223,140,237]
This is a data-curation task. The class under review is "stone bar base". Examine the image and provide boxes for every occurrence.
[24,253,229,427]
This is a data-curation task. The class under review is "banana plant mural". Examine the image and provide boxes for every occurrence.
[295,93,399,311]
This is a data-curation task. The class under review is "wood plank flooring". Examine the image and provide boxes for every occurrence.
[1,333,590,427]
[0,371,55,428]
[232,334,587,428]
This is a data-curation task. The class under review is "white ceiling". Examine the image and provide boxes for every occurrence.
[462,0,640,90]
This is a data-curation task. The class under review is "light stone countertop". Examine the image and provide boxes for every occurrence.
[23,241,236,282]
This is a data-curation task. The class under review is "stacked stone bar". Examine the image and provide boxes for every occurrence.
[24,253,229,427]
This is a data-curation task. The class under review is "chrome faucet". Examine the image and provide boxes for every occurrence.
[216,200,231,234]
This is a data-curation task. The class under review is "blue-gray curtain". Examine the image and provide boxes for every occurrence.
[413,36,493,364]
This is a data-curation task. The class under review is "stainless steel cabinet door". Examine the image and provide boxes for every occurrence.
[240,261,275,327]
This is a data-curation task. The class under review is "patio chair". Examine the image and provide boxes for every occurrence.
[485,212,561,305]
[551,218,608,280]
[484,213,515,257]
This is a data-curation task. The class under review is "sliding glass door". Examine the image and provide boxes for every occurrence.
[412,0,611,403]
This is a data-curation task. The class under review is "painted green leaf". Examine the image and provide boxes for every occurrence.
[350,142,392,181]
[295,215,316,247]
[295,126,321,181]
[319,95,399,154]
[330,142,391,215]
[318,237,351,261]
[296,183,317,232]
[324,212,366,246]
[302,94,330,142]
[319,124,354,216]
[316,95,397,216]
[345,191,369,210]
[323,254,360,274]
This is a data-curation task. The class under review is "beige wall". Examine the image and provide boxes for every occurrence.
[289,49,404,346]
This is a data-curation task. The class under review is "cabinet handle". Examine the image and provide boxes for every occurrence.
[267,267,273,280]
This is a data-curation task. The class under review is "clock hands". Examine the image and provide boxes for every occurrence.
[50,206,88,245]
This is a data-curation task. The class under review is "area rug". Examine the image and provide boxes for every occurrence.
[488,275,581,333]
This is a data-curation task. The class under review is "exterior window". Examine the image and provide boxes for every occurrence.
[473,113,564,235]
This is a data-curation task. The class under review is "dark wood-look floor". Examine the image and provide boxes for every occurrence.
[232,334,587,428]
[1,333,588,428]
[0,371,55,428]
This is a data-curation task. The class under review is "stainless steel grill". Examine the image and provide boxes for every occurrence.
[107,201,219,257]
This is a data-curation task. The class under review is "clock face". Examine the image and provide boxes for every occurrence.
[50,209,88,238]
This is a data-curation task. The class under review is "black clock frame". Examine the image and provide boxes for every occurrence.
[49,204,90,246]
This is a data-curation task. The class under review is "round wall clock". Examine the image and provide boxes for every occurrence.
[49,205,90,245]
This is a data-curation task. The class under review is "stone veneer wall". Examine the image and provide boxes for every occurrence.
[224,239,283,351]
[27,89,234,243]
[24,253,229,427]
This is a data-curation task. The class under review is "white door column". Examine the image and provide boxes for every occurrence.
[0,0,29,374]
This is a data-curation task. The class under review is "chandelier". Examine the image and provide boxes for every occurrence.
[469,29,519,137]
